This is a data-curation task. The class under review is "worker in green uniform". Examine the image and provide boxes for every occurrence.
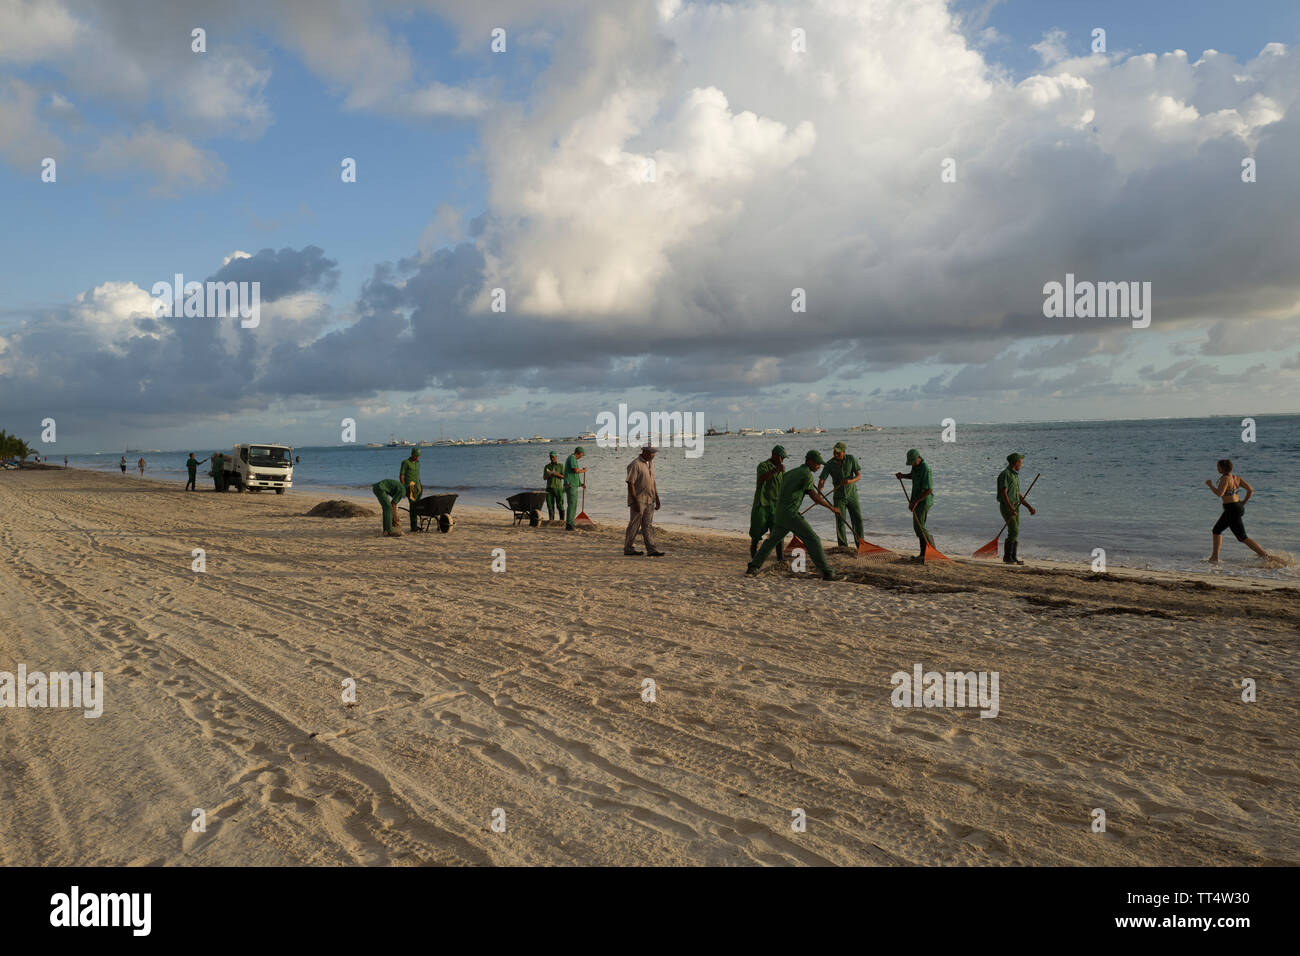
[896,448,935,560]
[997,452,1036,565]
[398,449,423,531]
[750,445,787,562]
[747,450,841,581]
[563,446,586,531]
[372,478,405,537]
[209,452,226,492]
[544,451,566,522]
[185,452,208,491]
[818,441,863,550]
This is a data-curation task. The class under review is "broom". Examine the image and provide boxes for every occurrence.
[897,475,950,561]
[973,472,1039,558]
[575,481,595,528]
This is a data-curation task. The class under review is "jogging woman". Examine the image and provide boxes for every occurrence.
[1206,459,1270,563]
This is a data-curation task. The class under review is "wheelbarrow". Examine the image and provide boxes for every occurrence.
[404,493,458,532]
[499,490,548,527]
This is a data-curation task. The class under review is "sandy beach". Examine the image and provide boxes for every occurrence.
[1,467,1296,866]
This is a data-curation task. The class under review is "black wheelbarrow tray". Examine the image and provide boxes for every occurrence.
[406,493,458,532]
[499,490,548,527]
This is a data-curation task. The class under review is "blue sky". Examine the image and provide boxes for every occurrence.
[2,0,1299,451]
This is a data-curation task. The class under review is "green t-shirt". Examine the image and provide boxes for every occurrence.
[905,461,933,502]
[563,454,583,489]
[373,478,403,501]
[753,460,783,509]
[544,461,564,492]
[997,467,1020,509]
[186,458,198,476]
[821,454,860,499]
[399,457,421,494]
[775,464,817,520]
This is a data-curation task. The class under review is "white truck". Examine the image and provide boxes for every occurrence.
[221,443,294,493]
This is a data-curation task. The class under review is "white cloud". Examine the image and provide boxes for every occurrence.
[87,125,225,195]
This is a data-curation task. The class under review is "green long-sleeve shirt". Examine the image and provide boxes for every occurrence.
[399,457,421,495]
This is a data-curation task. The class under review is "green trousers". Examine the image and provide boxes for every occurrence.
[565,486,579,528]
[751,511,830,575]
[547,487,565,521]
[374,488,396,533]
[1000,505,1019,547]
[912,497,934,549]
[408,484,422,530]
[749,502,775,545]
[833,493,864,547]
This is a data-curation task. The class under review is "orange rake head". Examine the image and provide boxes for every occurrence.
[857,538,893,556]
[972,537,1000,558]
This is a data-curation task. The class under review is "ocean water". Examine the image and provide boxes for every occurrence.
[59,414,1298,579]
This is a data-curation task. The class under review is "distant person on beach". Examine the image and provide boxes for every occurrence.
[399,448,422,532]
[997,453,1036,565]
[373,478,405,537]
[564,446,586,531]
[624,444,663,556]
[819,441,863,552]
[64,456,67,467]
[750,445,787,563]
[896,449,936,560]
[1206,459,1271,562]
[119,456,127,474]
[747,450,841,581]
[137,457,146,476]
[544,452,566,523]
[210,452,227,492]
[185,453,208,491]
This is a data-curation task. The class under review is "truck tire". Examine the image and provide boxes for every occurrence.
[275,488,285,495]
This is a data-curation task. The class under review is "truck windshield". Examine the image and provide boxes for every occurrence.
[248,447,290,466]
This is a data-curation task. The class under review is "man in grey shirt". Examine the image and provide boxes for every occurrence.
[624,444,664,556]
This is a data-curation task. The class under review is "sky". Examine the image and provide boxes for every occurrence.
[2,0,1299,452]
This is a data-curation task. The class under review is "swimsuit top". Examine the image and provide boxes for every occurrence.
[1222,474,1240,503]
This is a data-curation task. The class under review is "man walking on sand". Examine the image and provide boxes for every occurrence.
[747,450,841,581]
[120,456,127,474]
[372,478,405,537]
[399,448,423,532]
[998,453,1036,565]
[750,445,787,563]
[625,444,663,556]
[819,441,863,552]
[185,452,208,491]
[896,448,935,560]
[544,451,566,523]
[564,446,586,531]
[137,457,146,476]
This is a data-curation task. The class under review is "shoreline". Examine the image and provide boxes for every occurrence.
[74,466,1299,591]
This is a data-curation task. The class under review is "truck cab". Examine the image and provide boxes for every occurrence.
[225,443,293,493]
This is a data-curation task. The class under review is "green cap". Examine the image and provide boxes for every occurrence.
[805,450,825,466]
[905,448,921,464]
[411,448,420,458]
[575,446,585,455]
[833,441,846,453]
[772,445,787,458]
[1007,452,1024,464]
[549,451,558,459]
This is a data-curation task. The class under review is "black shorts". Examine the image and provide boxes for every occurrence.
[1212,502,1247,541]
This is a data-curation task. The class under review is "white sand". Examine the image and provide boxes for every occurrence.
[1,468,1296,865]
